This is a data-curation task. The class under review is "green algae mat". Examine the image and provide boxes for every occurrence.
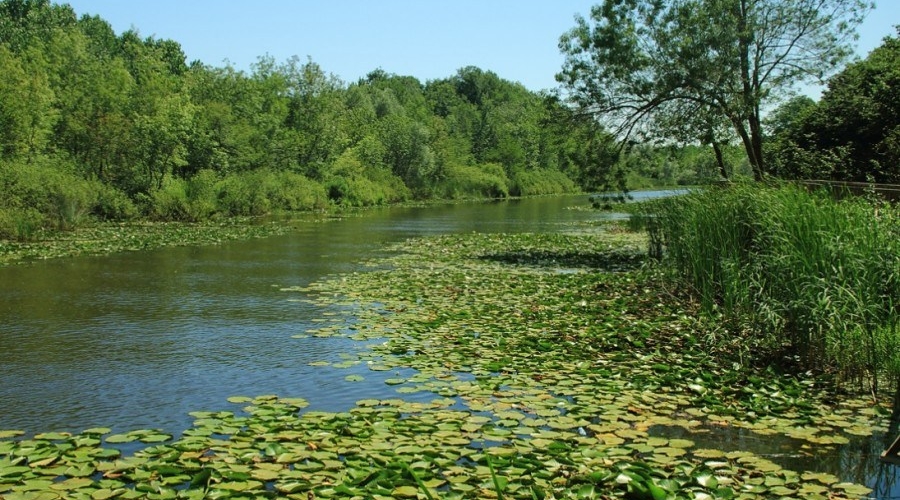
[0,230,892,499]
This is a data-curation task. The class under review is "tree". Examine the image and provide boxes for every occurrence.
[653,100,734,179]
[771,29,900,182]
[282,56,346,177]
[558,0,871,180]
[0,0,77,53]
[0,45,55,159]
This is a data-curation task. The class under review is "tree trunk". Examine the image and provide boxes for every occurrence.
[735,0,764,181]
[748,111,765,178]
[732,118,763,181]
[712,140,727,180]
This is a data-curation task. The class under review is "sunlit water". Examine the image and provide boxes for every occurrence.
[0,196,608,435]
[1,193,897,496]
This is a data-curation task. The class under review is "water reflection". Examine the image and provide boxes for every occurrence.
[0,195,613,436]
[648,422,899,497]
[1,193,897,495]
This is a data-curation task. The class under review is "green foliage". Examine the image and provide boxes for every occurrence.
[558,0,870,180]
[93,183,137,221]
[1,227,885,498]
[146,171,219,222]
[620,144,751,190]
[215,170,328,216]
[769,30,900,183]
[0,207,42,241]
[324,150,409,206]
[645,184,900,394]
[0,0,607,230]
[509,168,577,196]
[435,163,510,200]
[0,157,104,233]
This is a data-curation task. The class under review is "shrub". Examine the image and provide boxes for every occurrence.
[0,157,100,230]
[93,184,138,221]
[510,169,578,196]
[323,150,410,207]
[0,207,44,241]
[147,176,191,221]
[216,170,328,216]
[435,163,509,200]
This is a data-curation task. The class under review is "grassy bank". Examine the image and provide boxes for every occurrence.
[640,184,900,401]
[0,228,890,499]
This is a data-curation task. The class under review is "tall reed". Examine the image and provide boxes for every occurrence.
[644,183,900,396]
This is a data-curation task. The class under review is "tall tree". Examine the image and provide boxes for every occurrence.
[558,0,870,180]
[282,56,345,177]
[0,45,55,159]
[771,29,900,182]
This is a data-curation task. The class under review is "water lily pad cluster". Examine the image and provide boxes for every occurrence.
[0,217,317,266]
[1,230,891,498]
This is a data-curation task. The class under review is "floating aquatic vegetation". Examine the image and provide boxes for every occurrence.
[1,231,892,498]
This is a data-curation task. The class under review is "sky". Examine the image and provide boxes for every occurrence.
[63,1,899,93]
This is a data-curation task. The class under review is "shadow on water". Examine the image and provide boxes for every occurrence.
[649,420,900,498]
[479,248,645,272]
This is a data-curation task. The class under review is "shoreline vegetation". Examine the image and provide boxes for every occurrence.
[1,185,898,498]
[0,195,543,267]
[2,0,898,496]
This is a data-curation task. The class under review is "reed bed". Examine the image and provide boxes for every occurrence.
[642,183,900,400]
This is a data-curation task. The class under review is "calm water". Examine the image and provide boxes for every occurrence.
[0,193,897,495]
[0,195,607,436]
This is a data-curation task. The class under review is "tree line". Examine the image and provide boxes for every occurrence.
[765,27,900,184]
[0,0,622,239]
[2,0,896,241]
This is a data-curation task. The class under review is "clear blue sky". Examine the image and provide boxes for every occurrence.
[63,0,898,93]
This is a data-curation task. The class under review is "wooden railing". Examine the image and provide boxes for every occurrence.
[792,179,900,201]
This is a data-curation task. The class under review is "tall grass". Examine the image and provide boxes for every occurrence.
[644,183,900,397]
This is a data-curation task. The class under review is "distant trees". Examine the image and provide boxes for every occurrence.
[0,0,625,239]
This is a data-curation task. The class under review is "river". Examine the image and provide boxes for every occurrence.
[1,192,897,496]
[0,195,617,436]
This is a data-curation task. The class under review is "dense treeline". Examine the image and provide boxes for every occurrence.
[0,0,623,240]
[766,28,900,184]
[622,28,900,189]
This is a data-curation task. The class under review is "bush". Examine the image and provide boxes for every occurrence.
[216,170,328,216]
[323,150,410,207]
[510,169,578,196]
[0,157,100,230]
[435,163,509,200]
[93,184,138,221]
[0,207,44,241]
[147,176,191,221]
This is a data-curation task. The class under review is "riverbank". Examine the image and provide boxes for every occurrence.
[0,198,505,267]
[0,227,892,498]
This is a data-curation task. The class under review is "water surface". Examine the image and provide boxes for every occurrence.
[0,196,606,435]
[0,193,897,496]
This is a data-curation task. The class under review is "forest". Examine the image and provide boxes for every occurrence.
[0,0,623,240]
[1,0,898,242]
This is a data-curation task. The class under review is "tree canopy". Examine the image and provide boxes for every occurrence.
[557,0,871,180]
[767,28,900,183]
[0,0,631,238]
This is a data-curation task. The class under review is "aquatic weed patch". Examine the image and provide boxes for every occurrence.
[0,231,890,498]
[291,232,889,496]
[0,217,315,266]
